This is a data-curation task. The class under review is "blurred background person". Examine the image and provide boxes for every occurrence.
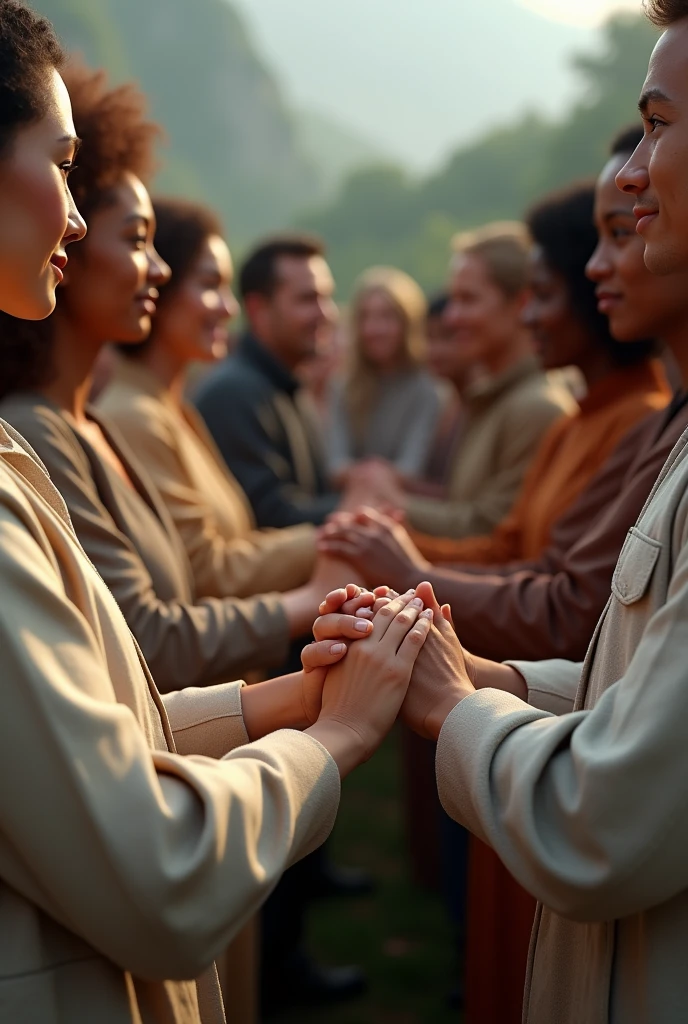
[355,223,575,536]
[195,236,346,528]
[327,266,443,487]
[99,197,319,604]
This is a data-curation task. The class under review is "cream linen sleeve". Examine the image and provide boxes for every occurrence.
[0,504,340,983]
[436,524,688,922]
[505,658,584,715]
[163,681,250,757]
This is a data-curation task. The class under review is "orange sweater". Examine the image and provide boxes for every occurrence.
[414,359,671,566]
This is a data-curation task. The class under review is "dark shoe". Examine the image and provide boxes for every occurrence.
[261,954,367,1016]
[311,862,375,900]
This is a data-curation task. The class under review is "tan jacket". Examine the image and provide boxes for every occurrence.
[0,394,291,689]
[437,424,688,1022]
[0,418,340,1023]
[98,355,316,599]
[405,355,575,538]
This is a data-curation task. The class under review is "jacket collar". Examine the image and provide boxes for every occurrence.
[463,353,542,409]
[237,331,300,396]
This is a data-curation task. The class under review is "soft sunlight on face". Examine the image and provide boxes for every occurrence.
[516,0,639,28]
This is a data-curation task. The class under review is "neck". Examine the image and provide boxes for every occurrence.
[39,313,101,425]
[482,329,533,377]
[136,338,188,408]
[575,346,619,391]
[251,328,297,373]
[661,319,688,390]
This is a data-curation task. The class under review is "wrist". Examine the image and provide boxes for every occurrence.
[471,656,528,700]
[241,673,309,740]
[306,717,369,778]
[425,692,469,741]
[281,585,317,637]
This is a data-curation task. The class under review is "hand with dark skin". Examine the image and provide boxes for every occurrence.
[319,507,431,592]
[401,581,527,741]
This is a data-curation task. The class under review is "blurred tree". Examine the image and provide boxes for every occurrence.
[298,13,659,298]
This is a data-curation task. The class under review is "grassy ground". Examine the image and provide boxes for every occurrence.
[276,728,462,1024]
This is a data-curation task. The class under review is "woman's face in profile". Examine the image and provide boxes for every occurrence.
[0,69,86,320]
[522,248,589,372]
[357,288,406,369]
[153,234,238,366]
[60,171,170,347]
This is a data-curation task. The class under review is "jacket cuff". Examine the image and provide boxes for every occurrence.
[164,680,250,758]
[435,689,550,842]
[505,659,583,715]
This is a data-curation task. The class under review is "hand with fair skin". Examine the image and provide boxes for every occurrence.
[241,585,379,739]
[402,581,526,740]
[338,458,406,514]
[306,591,434,777]
[319,507,431,592]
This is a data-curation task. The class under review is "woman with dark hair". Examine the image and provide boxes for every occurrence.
[397,180,671,567]
[0,20,434,1022]
[0,64,357,692]
[98,197,319,603]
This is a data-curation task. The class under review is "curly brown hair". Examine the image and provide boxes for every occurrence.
[0,62,162,399]
[62,61,161,221]
[0,0,65,157]
[644,0,688,24]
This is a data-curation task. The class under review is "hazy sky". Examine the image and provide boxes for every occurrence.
[231,0,647,171]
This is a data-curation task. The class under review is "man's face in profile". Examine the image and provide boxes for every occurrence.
[617,19,688,275]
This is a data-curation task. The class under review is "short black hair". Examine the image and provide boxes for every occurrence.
[426,292,449,319]
[238,234,325,301]
[644,0,688,26]
[610,124,644,157]
[526,182,656,367]
[0,0,65,157]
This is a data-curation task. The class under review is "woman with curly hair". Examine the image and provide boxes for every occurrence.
[0,7,434,1023]
[0,62,358,692]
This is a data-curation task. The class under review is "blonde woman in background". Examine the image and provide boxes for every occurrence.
[328,267,443,486]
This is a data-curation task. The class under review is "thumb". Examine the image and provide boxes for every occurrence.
[414,580,442,616]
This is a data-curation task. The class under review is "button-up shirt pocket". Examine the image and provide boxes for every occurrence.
[611,526,662,606]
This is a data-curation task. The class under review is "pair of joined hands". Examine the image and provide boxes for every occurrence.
[300,581,477,777]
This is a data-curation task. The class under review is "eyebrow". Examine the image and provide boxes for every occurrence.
[59,134,82,154]
[639,87,672,114]
[124,213,151,226]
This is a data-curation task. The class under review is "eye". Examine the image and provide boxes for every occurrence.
[644,115,667,133]
[59,161,77,177]
[611,226,632,241]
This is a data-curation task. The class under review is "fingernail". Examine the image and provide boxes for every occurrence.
[355,619,373,632]
[410,597,424,608]
[421,608,433,619]
[330,643,346,654]
[404,589,415,596]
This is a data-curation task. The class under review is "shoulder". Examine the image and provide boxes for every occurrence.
[0,396,87,469]
[511,372,575,417]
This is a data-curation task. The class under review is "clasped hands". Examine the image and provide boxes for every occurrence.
[301,581,478,777]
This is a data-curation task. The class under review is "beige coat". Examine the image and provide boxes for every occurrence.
[0,417,340,1023]
[98,355,316,599]
[0,394,292,689]
[436,424,688,1022]
[406,355,575,538]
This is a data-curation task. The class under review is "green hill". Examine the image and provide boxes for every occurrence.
[32,0,322,244]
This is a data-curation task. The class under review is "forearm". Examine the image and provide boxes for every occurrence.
[471,654,528,700]
[240,672,309,739]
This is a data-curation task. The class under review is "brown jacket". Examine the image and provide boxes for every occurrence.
[0,394,292,689]
[0,418,340,1024]
[414,360,670,564]
[437,419,688,1024]
[405,355,574,539]
[98,355,316,599]
[411,397,688,662]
